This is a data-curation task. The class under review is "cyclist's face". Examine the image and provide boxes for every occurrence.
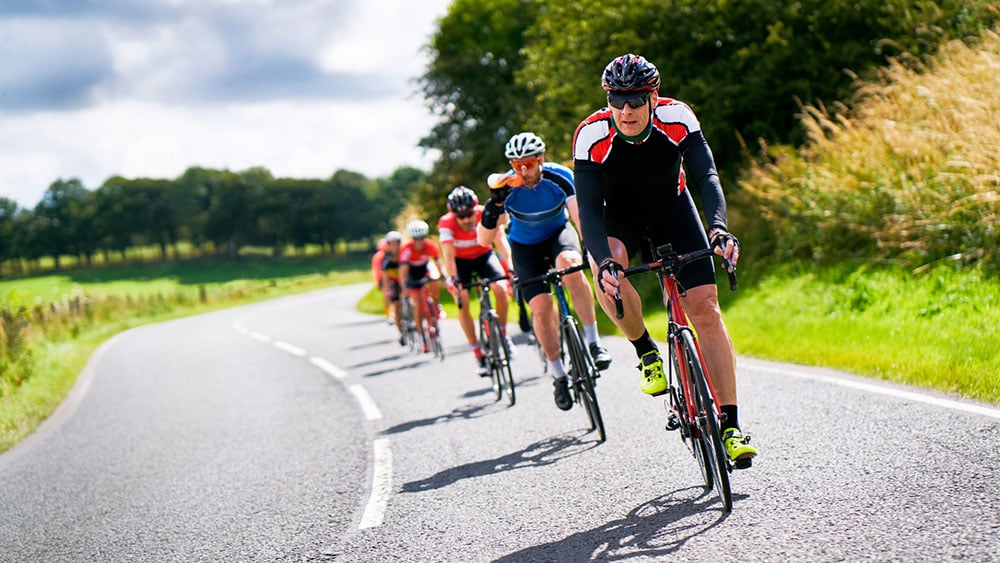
[455,212,477,231]
[510,156,543,187]
[610,91,656,137]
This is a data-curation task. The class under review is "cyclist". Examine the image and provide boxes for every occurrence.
[399,220,444,354]
[379,230,405,345]
[479,132,612,412]
[572,53,757,465]
[439,186,514,377]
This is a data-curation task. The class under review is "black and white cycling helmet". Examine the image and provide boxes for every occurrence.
[385,230,402,243]
[406,220,429,239]
[504,132,546,160]
[601,53,660,93]
[447,186,478,213]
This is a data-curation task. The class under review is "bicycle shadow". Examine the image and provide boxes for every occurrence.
[401,431,599,493]
[494,487,734,561]
[347,338,395,350]
[380,403,494,435]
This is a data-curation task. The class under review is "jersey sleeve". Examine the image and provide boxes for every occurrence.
[573,159,613,265]
[437,215,455,245]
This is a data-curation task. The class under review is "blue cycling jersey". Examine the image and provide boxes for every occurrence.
[504,162,576,245]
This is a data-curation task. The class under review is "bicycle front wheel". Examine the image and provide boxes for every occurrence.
[489,314,515,406]
[426,299,445,360]
[563,321,605,442]
[679,329,732,511]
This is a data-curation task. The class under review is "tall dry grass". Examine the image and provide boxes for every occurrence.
[742,29,1000,271]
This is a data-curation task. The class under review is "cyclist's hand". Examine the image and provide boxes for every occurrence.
[445,276,458,294]
[486,171,521,205]
[709,228,740,271]
[597,259,623,298]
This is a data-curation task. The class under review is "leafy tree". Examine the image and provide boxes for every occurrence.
[0,197,23,274]
[367,166,426,237]
[416,0,543,213]
[32,179,91,270]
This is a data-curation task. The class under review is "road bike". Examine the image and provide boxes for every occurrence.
[518,263,606,442]
[464,274,516,405]
[408,280,445,360]
[614,242,739,510]
[398,293,421,352]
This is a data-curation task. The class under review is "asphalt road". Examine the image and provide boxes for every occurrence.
[1,284,998,562]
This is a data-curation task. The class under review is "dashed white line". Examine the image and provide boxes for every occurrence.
[349,384,383,420]
[249,331,271,343]
[310,357,348,380]
[359,438,393,530]
[765,365,1000,420]
[273,341,306,356]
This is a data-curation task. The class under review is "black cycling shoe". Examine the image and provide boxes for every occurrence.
[553,378,573,411]
[589,342,612,371]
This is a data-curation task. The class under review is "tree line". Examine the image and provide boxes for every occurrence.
[0,166,424,275]
[413,0,999,225]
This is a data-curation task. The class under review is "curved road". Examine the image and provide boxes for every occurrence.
[1,284,998,561]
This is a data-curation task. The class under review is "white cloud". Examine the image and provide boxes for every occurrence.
[0,0,450,208]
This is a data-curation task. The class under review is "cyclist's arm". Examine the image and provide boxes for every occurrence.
[565,196,584,244]
[573,160,612,265]
[440,241,458,279]
[680,131,727,232]
[477,213,504,247]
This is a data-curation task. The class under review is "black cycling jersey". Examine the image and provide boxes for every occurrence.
[572,97,727,267]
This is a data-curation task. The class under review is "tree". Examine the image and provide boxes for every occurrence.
[417,0,543,214]
[32,179,91,270]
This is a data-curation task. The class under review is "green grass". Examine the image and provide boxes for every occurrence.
[0,255,371,454]
[723,263,1000,403]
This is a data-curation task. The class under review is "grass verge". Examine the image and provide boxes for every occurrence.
[0,255,370,454]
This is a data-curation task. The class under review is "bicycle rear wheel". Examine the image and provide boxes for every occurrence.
[679,329,732,511]
[489,314,515,406]
[426,298,445,360]
[564,321,605,442]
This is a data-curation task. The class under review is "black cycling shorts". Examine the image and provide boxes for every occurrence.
[605,189,716,291]
[456,251,506,289]
[511,223,583,302]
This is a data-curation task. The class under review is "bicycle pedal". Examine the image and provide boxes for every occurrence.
[664,414,680,431]
[733,456,753,470]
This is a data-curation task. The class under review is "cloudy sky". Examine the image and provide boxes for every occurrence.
[0,0,451,208]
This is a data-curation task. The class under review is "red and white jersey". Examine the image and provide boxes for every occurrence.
[399,239,441,266]
[438,206,491,260]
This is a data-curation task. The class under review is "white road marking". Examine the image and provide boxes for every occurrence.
[249,331,271,343]
[310,357,348,380]
[764,365,1000,420]
[349,384,383,420]
[359,438,393,530]
[273,341,306,356]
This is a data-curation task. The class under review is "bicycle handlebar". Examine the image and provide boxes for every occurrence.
[611,245,738,319]
[512,262,590,288]
[454,274,512,309]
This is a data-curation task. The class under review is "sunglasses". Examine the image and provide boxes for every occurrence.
[509,157,540,169]
[455,209,475,219]
[608,92,651,109]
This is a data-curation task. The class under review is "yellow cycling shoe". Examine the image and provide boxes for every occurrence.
[638,351,667,396]
[722,428,758,469]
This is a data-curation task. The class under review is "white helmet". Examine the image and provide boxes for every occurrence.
[406,220,429,239]
[504,132,546,160]
[385,230,402,243]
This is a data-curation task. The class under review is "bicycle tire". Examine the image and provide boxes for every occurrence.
[679,329,733,511]
[563,321,606,442]
[669,345,712,489]
[425,298,445,360]
[489,313,515,406]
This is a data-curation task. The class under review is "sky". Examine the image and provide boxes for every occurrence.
[0,0,452,209]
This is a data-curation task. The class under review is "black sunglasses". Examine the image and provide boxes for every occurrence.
[455,209,475,219]
[608,92,651,109]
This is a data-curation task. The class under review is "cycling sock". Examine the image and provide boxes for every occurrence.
[548,358,567,379]
[720,404,739,431]
[629,329,657,358]
[582,323,600,345]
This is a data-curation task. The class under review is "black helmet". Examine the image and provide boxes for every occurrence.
[447,185,478,213]
[601,53,660,93]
